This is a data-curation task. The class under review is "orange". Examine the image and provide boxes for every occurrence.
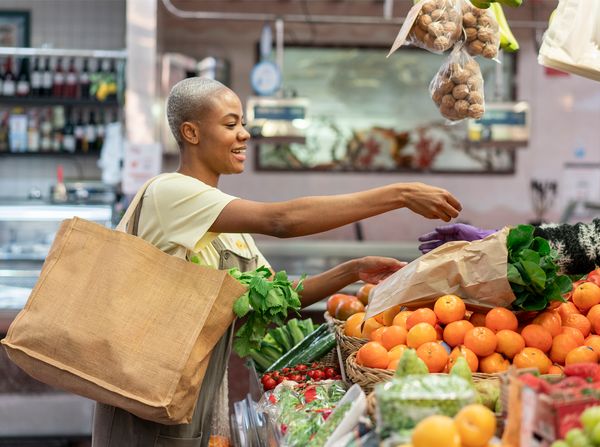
[443,320,474,347]
[344,312,366,338]
[585,334,600,356]
[563,313,592,338]
[561,326,585,345]
[388,344,408,362]
[335,298,365,321]
[513,347,552,374]
[495,329,525,359]
[361,317,383,339]
[406,322,438,349]
[406,308,437,330]
[463,326,498,357]
[416,341,449,373]
[520,324,553,353]
[479,353,510,374]
[550,333,580,364]
[434,294,466,324]
[373,312,385,325]
[587,304,600,335]
[448,345,479,373]
[208,435,230,447]
[327,294,353,317]
[565,345,598,365]
[434,324,444,340]
[356,341,389,369]
[387,357,400,371]
[392,310,413,329]
[412,415,461,447]
[469,312,488,327]
[573,282,600,312]
[454,404,497,447]
[485,307,518,332]
[369,326,386,343]
[548,364,564,375]
[533,311,563,337]
[557,302,581,322]
[356,283,376,306]
[382,304,403,326]
[381,325,408,350]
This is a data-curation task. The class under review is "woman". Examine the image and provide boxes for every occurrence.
[418,221,600,274]
[92,77,463,447]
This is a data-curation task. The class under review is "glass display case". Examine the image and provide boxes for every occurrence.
[0,201,113,320]
[0,201,111,442]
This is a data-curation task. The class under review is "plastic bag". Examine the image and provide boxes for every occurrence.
[375,375,476,442]
[538,0,600,82]
[409,0,463,53]
[430,44,485,121]
[461,0,500,59]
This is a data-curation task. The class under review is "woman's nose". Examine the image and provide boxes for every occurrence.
[238,128,250,141]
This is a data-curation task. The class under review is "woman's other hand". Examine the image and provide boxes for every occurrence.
[399,183,462,222]
[417,223,496,254]
[355,256,407,284]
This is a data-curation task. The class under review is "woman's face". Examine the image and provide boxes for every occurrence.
[196,89,251,176]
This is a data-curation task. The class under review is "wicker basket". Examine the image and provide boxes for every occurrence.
[345,351,394,393]
[324,312,368,364]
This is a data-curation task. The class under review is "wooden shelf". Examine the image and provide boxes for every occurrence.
[0,96,120,108]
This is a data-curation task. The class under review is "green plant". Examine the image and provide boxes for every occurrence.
[507,225,572,311]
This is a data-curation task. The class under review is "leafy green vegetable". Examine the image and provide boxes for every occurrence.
[507,224,572,311]
[228,266,305,357]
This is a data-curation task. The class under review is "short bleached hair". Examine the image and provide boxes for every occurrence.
[166,77,229,147]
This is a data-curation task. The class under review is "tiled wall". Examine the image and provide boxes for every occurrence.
[0,0,125,199]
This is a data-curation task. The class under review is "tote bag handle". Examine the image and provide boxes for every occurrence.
[115,175,164,234]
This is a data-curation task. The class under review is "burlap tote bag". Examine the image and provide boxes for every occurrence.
[1,176,246,425]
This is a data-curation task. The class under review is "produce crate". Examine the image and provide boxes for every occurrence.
[517,377,600,443]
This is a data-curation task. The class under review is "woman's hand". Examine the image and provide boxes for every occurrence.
[355,256,407,284]
[399,183,462,222]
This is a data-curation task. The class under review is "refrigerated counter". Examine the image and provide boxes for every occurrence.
[0,201,113,444]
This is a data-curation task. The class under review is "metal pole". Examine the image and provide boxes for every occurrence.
[275,18,284,97]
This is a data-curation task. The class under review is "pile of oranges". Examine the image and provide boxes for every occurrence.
[344,278,600,375]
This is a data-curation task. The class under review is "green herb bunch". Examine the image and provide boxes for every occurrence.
[507,224,572,311]
[229,266,305,357]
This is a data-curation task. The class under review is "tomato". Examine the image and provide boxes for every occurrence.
[312,370,325,381]
[263,377,277,390]
[288,374,303,382]
[295,364,308,371]
[324,367,336,379]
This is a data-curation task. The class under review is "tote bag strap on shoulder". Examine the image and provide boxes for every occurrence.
[115,175,166,235]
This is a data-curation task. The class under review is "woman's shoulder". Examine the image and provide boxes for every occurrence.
[148,173,215,196]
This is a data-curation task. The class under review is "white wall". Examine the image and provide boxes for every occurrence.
[0,0,126,197]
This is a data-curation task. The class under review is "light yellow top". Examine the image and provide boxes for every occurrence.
[137,173,270,269]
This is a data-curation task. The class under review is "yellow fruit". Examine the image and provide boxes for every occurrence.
[412,415,461,447]
[454,404,496,447]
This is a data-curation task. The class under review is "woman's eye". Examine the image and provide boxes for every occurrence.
[241,121,247,127]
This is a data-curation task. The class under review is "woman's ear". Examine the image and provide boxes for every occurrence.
[180,121,200,145]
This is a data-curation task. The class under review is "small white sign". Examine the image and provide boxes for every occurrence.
[122,142,162,195]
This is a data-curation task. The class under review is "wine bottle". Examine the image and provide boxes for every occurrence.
[42,58,53,97]
[52,57,65,98]
[64,58,77,98]
[62,109,76,153]
[31,58,42,97]
[96,109,106,152]
[2,57,16,97]
[79,58,90,99]
[40,109,53,152]
[74,110,86,153]
[16,58,31,97]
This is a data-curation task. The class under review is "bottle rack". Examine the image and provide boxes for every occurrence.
[0,47,126,156]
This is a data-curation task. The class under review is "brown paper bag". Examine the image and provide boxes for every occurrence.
[1,180,246,425]
[366,227,516,319]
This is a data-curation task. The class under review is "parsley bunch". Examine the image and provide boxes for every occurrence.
[507,225,572,311]
[229,266,305,357]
